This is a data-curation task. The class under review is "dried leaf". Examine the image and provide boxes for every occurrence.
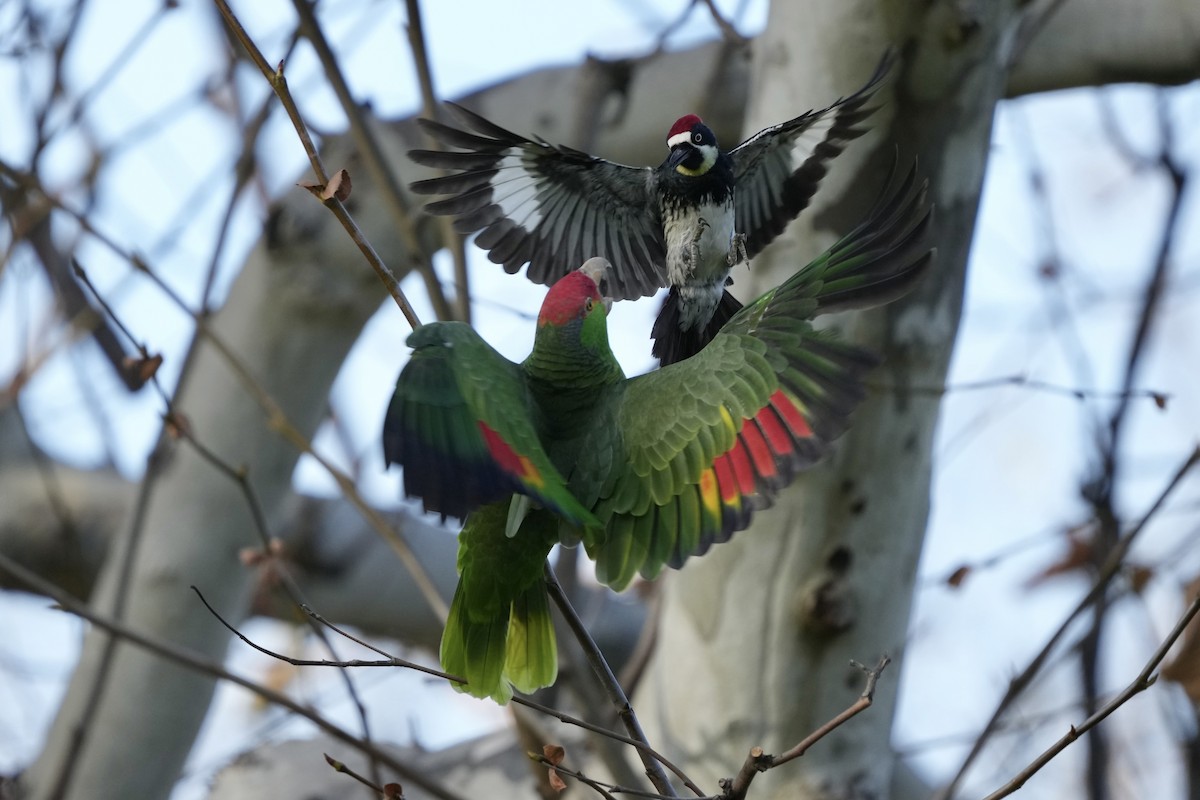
[122,353,163,389]
[321,168,352,202]
[542,744,565,765]
[298,180,323,199]
[383,782,404,799]
[138,353,163,383]
[1152,393,1168,410]
[946,565,971,589]
[1163,577,1200,703]
[1026,530,1094,588]
[548,768,567,793]
[1128,564,1154,595]
[164,410,192,440]
[238,547,264,567]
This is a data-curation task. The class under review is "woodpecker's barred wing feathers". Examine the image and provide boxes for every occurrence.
[382,321,599,530]
[730,51,893,258]
[583,161,932,591]
[409,104,667,301]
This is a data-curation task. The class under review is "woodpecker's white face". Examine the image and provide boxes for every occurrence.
[666,115,719,177]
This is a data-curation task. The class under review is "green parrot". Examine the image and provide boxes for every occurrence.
[383,165,933,702]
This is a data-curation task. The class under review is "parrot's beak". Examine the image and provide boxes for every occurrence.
[602,297,613,314]
[578,257,611,288]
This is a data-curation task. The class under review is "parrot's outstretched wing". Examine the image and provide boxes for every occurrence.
[586,163,933,590]
[383,321,599,530]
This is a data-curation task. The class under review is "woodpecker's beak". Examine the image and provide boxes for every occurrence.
[667,145,691,170]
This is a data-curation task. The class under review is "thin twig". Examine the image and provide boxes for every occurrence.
[403,0,471,322]
[722,657,890,800]
[75,254,388,784]
[937,446,1200,799]
[286,0,452,322]
[514,694,700,795]
[0,551,465,800]
[530,754,690,800]
[1107,91,1186,458]
[324,753,405,799]
[983,589,1200,799]
[212,0,423,329]
[544,563,683,798]
[697,0,747,43]
[230,592,703,793]
[773,656,890,767]
[871,373,1168,407]
[129,252,448,621]
[0,164,449,621]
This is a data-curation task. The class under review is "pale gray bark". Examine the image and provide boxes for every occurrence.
[1007,0,1200,96]
[6,1,1200,798]
[635,2,1027,798]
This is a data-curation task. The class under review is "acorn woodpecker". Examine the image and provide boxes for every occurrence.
[408,54,892,365]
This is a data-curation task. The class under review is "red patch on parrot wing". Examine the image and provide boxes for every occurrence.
[769,388,812,439]
[684,389,821,556]
[478,422,544,489]
[739,418,777,479]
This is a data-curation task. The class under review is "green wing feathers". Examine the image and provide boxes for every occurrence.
[383,321,599,529]
[441,501,559,702]
[778,160,933,315]
[589,165,932,590]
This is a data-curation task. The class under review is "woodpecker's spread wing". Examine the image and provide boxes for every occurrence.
[730,52,893,257]
[409,104,667,301]
[383,321,599,530]
[580,162,932,591]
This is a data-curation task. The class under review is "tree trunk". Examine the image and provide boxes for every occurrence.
[636,3,1017,797]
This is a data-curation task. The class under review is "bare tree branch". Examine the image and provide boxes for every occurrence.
[984,588,1200,799]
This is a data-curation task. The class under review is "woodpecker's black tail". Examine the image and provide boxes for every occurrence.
[651,288,744,367]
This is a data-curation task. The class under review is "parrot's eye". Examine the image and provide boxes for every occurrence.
[692,131,703,144]
[584,298,594,313]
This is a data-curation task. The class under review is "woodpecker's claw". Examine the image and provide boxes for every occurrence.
[728,232,748,268]
[688,218,710,273]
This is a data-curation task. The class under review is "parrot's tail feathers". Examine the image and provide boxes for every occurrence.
[651,288,743,367]
[441,583,513,704]
[504,582,558,695]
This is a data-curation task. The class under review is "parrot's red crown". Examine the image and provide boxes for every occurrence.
[667,114,703,140]
[539,272,602,327]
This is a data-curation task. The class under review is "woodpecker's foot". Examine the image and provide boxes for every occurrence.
[727,232,748,268]
[689,218,710,269]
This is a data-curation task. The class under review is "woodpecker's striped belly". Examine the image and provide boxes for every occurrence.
[662,199,736,286]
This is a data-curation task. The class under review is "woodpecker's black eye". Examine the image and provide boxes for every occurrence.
[692,131,703,144]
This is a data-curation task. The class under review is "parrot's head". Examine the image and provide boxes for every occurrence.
[538,258,611,327]
[534,258,616,366]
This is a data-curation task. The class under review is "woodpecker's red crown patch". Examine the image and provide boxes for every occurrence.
[667,114,703,140]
